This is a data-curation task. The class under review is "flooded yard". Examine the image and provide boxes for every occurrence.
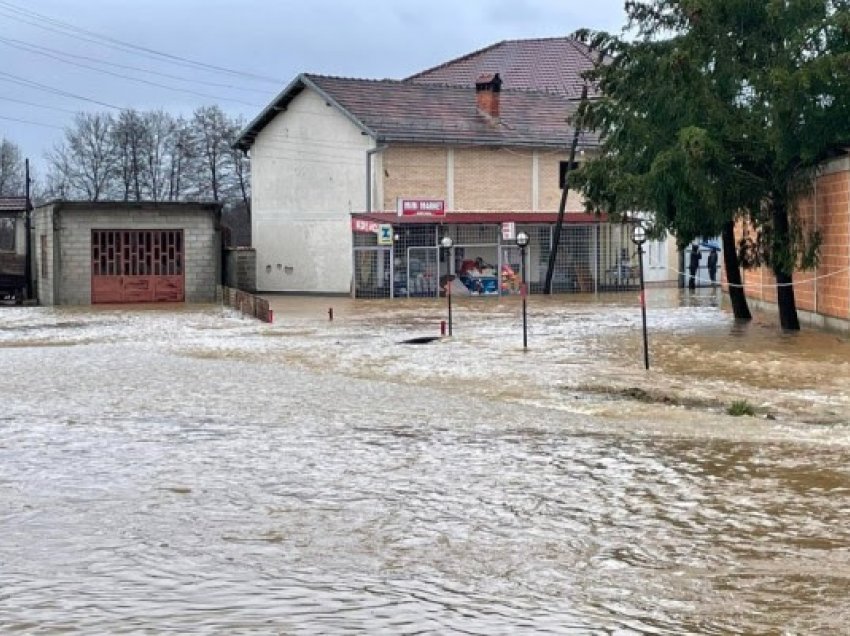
[2,289,850,633]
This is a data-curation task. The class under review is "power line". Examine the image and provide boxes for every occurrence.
[0,113,64,129]
[0,0,283,85]
[0,35,273,95]
[0,38,264,109]
[0,71,123,110]
[0,95,80,114]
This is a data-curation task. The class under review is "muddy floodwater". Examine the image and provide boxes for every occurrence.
[3,289,850,633]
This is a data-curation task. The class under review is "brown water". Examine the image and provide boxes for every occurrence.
[2,290,850,633]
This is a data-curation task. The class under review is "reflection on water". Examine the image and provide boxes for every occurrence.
[1,291,850,633]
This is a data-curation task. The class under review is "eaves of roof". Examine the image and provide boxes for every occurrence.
[0,197,27,212]
[236,73,598,153]
[234,73,378,152]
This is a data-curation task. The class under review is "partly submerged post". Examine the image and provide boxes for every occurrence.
[516,231,530,350]
[631,223,650,370]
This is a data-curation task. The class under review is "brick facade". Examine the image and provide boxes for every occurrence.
[737,158,850,325]
[382,146,448,209]
[381,144,587,213]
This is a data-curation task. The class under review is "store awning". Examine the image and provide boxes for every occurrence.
[351,211,607,225]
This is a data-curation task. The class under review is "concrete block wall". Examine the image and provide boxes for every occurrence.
[224,247,256,292]
[33,202,220,305]
[31,205,56,306]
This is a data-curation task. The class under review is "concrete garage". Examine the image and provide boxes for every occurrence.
[32,201,222,305]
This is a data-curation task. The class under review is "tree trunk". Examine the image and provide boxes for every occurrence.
[771,199,800,330]
[720,221,751,321]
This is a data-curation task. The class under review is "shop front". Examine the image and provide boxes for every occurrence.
[351,213,638,299]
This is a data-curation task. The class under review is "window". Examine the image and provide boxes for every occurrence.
[558,161,580,189]
[0,215,15,251]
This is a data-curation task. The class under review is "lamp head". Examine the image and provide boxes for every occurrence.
[440,236,453,249]
[516,231,530,248]
[631,224,647,245]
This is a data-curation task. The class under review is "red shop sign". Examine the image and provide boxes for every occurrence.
[351,218,381,234]
[396,198,446,217]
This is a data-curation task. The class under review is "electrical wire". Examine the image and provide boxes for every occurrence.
[0,0,282,84]
[0,35,273,95]
[0,96,80,114]
[0,71,122,109]
[0,113,64,129]
[0,38,264,109]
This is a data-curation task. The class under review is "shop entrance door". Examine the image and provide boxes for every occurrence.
[404,247,438,298]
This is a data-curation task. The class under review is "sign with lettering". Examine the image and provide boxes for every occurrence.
[351,218,381,234]
[501,222,516,241]
[377,224,394,245]
[396,198,446,217]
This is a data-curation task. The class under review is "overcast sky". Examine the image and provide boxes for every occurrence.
[0,0,627,173]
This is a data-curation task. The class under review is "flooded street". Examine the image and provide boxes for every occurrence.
[3,290,850,633]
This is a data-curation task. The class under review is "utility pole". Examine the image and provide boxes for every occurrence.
[24,158,33,301]
[544,84,588,294]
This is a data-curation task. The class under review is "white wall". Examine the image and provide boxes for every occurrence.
[642,236,671,283]
[251,88,372,294]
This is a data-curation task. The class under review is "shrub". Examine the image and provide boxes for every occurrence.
[727,400,757,417]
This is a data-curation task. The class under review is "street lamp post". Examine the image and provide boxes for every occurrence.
[631,224,650,370]
[516,231,530,350]
[440,235,453,336]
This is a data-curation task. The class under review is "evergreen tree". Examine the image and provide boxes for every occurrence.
[574,0,850,329]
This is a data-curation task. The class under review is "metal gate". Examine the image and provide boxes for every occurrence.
[353,247,392,298]
[91,229,185,303]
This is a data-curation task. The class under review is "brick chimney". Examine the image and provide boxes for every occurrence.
[475,72,503,120]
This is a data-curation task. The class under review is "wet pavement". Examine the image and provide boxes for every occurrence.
[2,289,850,633]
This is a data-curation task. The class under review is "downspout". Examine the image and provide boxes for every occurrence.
[366,144,388,213]
[24,158,32,300]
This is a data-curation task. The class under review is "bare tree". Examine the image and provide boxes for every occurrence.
[47,113,117,201]
[166,117,194,201]
[43,106,250,207]
[113,109,146,201]
[0,138,25,196]
[138,111,175,202]
[191,105,231,202]
[226,117,251,217]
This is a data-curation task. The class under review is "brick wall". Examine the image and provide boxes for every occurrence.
[453,147,532,210]
[382,146,448,210]
[380,144,587,213]
[538,152,588,212]
[738,162,850,323]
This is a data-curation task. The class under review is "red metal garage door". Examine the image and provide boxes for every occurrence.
[91,230,185,303]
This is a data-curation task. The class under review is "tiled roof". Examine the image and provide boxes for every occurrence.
[235,37,601,151]
[407,37,597,97]
[0,197,27,212]
[237,74,595,151]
